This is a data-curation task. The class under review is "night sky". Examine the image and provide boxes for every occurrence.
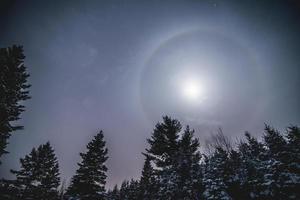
[0,0,300,188]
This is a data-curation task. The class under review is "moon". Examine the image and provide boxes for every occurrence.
[139,30,264,124]
[181,78,205,102]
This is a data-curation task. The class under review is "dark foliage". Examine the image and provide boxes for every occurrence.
[0,45,30,163]
[0,111,299,199]
[139,154,158,200]
[144,116,203,200]
[106,185,120,200]
[8,142,60,200]
[66,131,108,200]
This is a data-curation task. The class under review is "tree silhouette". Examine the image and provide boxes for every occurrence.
[107,185,120,200]
[10,142,60,200]
[203,147,232,200]
[285,126,300,199]
[145,116,181,199]
[139,154,158,200]
[66,131,108,200]
[0,113,298,199]
[119,179,140,200]
[176,126,203,199]
[0,45,30,163]
[145,116,203,199]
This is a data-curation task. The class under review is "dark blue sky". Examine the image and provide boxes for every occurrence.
[1,0,300,188]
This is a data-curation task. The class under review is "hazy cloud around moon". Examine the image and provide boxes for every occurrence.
[140,30,266,136]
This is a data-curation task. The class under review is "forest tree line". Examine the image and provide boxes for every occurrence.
[0,45,299,200]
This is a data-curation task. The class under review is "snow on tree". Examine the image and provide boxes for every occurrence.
[284,126,300,199]
[106,185,120,200]
[261,125,300,199]
[176,126,203,199]
[237,132,269,199]
[139,154,158,200]
[145,116,204,199]
[203,147,232,200]
[145,116,181,200]
[118,179,139,200]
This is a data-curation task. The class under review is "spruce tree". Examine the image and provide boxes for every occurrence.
[238,132,267,199]
[119,179,139,200]
[10,142,60,200]
[285,126,300,199]
[119,180,129,199]
[139,154,158,200]
[0,45,31,162]
[264,125,287,159]
[176,126,203,199]
[203,147,232,200]
[127,179,139,200]
[145,116,204,199]
[106,185,120,200]
[224,148,254,200]
[145,116,181,200]
[146,116,181,168]
[262,125,299,199]
[66,131,108,200]
[0,178,19,200]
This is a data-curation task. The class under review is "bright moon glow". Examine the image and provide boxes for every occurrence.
[181,79,206,102]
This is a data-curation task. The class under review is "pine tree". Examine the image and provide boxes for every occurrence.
[10,142,60,200]
[119,180,129,199]
[176,126,203,199]
[261,125,300,199]
[145,116,181,200]
[139,154,158,200]
[225,150,244,199]
[66,131,108,200]
[262,125,289,199]
[127,179,139,200]
[0,45,31,162]
[0,178,19,200]
[106,185,120,200]
[145,117,204,199]
[118,179,139,200]
[203,147,232,200]
[264,125,287,159]
[238,132,267,199]
[284,126,300,199]
[146,116,181,167]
